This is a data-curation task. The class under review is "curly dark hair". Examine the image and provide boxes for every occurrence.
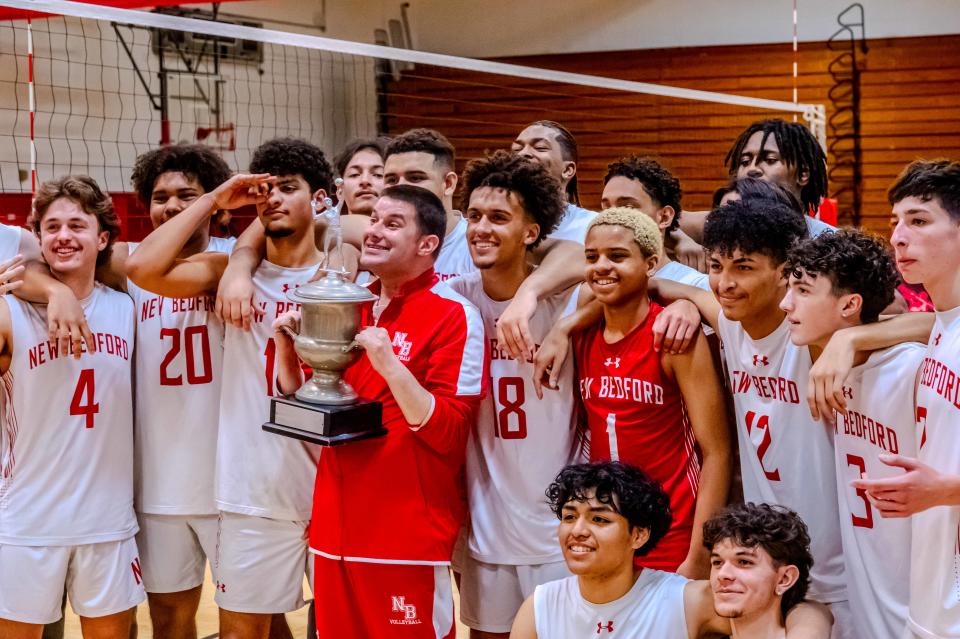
[249,137,334,193]
[333,136,389,178]
[130,144,231,208]
[785,229,899,324]
[724,119,827,215]
[704,198,809,265]
[524,120,580,206]
[703,502,813,619]
[459,150,565,249]
[385,128,455,172]
[712,176,804,215]
[547,461,672,557]
[603,155,682,233]
[888,159,960,223]
[31,175,121,267]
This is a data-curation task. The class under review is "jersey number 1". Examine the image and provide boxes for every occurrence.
[70,368,99,429]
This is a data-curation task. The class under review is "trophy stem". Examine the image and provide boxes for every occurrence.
[295,368,358,406]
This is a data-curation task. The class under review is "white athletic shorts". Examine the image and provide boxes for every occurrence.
[459,554,570,633]
[136,513,219,593]
[0,537,146,624]
[214,511,313,614]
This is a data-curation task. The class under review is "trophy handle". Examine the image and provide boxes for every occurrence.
[342,339,364,353]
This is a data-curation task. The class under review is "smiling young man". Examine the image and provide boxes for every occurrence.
[705,503,814,639]
[600,155,708,290]
[509,462,832,639]
[443,151,579,638]
[778,229,921,639]
[126,137,351,639]
[332,137,386,216]
[848,159,960,639]
[572,208,732,578]
[0,176,141,639]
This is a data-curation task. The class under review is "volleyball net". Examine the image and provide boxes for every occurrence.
[0,0,826,235]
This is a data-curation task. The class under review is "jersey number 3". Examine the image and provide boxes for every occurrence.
[70,368,99,428]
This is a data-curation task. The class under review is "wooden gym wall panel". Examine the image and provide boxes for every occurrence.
[383,34,960,235]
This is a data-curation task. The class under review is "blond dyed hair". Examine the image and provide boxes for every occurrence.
[588,207,663,258]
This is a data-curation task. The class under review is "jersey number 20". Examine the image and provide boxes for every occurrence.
[160,325,214,386]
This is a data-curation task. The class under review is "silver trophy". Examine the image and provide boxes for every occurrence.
[263,192,385,445]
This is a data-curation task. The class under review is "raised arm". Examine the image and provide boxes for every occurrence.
[128,174,271,298]
[216,220,268,330]
[649,278,722,334]
[665,333,732,579]
[808,312,934,420]
[532,292,602,399]
[16,228,96,356]
[496,238,585,359]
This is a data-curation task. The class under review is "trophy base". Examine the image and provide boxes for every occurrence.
[262,396,385,446]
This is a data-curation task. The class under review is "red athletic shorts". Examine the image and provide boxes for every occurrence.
[313,554,455,639]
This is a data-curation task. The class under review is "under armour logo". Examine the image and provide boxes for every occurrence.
[842,386,853,400]
[597,621,614,633]
[935,333,942,346]
[216,580,226,593]
[392,332,413,361]
[604,357,620,369]
[752,354,769,367]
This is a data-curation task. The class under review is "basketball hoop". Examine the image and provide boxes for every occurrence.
[196,123,236,151]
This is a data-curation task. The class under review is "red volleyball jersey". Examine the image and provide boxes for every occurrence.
[573,303,700,571]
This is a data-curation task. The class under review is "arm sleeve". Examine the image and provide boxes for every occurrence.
[413,303,488,455]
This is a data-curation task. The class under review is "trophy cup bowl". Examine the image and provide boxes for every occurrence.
[262,269,385,445]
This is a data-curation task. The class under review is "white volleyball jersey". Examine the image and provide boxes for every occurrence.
[127,238,231,515]
[910,305,960,638]
[534,570,688,638]
[0,223,20,261]
[716,313,846,603]
[216,259,322,521]
[654,260,710,291]
[207,235,237,253]
[434,216,475,282]
[550,203,596,244]
[0,285,137,545]
[435,205,596,282]
[834,342,924,639]
[449,273,582,564]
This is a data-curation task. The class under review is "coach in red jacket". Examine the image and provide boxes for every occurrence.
[301,185,485,638]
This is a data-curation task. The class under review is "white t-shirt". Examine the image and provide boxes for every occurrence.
[534,570,688,638]
[0,224,21,261]
[716,313,846,603]
[0,285,137,545]
[910,305,960,639]
[435,204,597,281]
[834,342,924,639]
[449,272,582,564]
[216,259,322,521]
[127,237,233,516]
[653,260,710,291]
[806,216,835,238]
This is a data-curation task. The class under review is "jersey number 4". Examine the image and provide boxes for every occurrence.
[160,326,214,386]
[494,377,527,439]
[70,368,99,428]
